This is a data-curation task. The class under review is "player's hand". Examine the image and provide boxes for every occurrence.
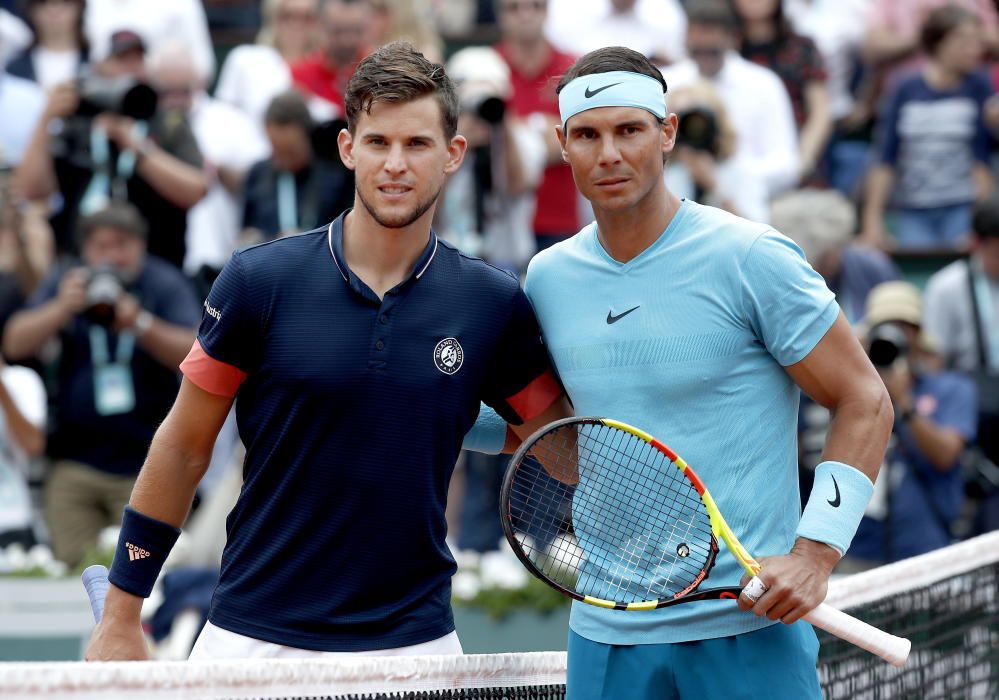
[737,538,839,624]
[56,268,90,316]
[85,617,150,661]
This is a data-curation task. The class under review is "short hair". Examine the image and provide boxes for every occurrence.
[78,202,148,245]
[344,41,458,139]
[920,5,977,56]
[264,90,314,132]
[556,46,667,97]
[684,0,738,32]
[972,194,999,240]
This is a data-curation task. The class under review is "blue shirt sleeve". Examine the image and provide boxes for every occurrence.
[924,373,978,443]
[877,81,907,166]
[740,231,839,367]
[971,72,994,164]
[198,252,260,373]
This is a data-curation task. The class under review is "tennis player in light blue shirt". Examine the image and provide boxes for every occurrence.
[467,46,894,699]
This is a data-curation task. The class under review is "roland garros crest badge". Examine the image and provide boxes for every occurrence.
[434,337,464,375]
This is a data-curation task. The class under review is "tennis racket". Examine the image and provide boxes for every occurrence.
[499,417,911,667]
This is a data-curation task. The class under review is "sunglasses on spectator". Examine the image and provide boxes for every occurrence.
[500,1,546,13]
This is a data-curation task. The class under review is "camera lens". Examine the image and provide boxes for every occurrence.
[85,267,123,327]
[867,324,909,368]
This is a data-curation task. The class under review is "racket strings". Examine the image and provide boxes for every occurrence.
[508,423,714,604]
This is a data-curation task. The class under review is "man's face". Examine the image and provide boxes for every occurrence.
[152,63,196,113]
[557,106,675,214]
[82,226,145,278]
[976,235,999,280]
[266,122,313,172]
[338,95,465,229]
[937,21,984,76]
[687,24,732,78]
[497,0,547,44]
[322,0,370,67]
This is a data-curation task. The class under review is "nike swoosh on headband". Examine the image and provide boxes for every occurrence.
[584,82,622,98]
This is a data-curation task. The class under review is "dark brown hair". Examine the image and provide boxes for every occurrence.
[344,41,458,139]
[264,90,314,132]
[77,202,148,246]
[556,46,667,96]
[921,5,977,56]
[685,0,738,33]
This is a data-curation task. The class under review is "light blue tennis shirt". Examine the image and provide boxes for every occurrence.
[523,199,839,644]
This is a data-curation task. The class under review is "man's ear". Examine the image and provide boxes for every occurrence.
[337,128,356,171]
[556,123,568,162]
[444,134,468,175]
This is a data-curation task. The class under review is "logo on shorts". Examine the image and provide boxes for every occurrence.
[126,542,151,562]
[434,338,464,375]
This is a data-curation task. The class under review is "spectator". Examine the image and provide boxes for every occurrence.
[241,91,353,242]
[924,194,999,470]
[771,188,899,324]
[84,0,215,86]
[861,6,993,251]
[494,0,579,251]
[733,0,832,184]
[0,356,46,549]
[0,7,31,68]
[0,169,54,298]
[147,42,269,286]
[863,0,999,92]
[438,46,544,271]
[844,281,977,567]
[0,63,44,168]
[367,0,442,63]
[213,0,319,132]
[2,203,200,567]
[290,0,372,120]
[666,81,768,222]
[544,0,687,66]
[659,0,799,198]
[16,27,208,266]
[7,0,88,91]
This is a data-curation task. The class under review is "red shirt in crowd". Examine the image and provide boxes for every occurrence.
[290,50,363,117]
[497,43,580,238]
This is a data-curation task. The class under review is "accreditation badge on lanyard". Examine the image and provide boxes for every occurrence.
[90,326,137,416]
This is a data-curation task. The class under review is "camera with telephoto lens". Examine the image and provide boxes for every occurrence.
[867,323,909,368]
[84,266,124,327]
[75,69,158,121]
[463,94,506,125]
[676,107,720,156]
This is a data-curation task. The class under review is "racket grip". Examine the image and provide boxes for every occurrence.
[81,564,110,623]
[805,602,911,667]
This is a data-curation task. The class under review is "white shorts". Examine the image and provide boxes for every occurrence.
[189,621,464,659]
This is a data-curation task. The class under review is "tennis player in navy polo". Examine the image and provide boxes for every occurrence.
[86,42,569,660]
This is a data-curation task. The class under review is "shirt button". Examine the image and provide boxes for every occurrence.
[375,340,385,351]
[379,314,389,325]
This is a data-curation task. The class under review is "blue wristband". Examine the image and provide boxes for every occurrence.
[796,460,874,556]
[108,506,181,598]
[462,403,507,455]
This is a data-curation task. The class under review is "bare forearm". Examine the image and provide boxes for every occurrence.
[0,383,44,456]
[503,122,530,197]
[135,147,208,209]
[863,165,893,229]
[821,388,894,484]
[14,119,58,200]
[3,302,71,359]
[137,320,196,370]
[129,420,211,527]
[863,30,917,66]
[799,86,833,176]
[903,415,965,471]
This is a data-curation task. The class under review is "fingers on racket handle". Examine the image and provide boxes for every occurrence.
[81,564,110,623]
[805,602,911,667]
[742,576,767,602]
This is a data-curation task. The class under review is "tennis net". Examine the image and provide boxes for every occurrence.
[1,531,996,699]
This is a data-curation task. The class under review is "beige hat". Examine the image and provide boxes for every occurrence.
[863,281,923,329]
[770,189,855,265]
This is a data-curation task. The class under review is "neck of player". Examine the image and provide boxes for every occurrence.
[341,204,434,299]
[594,184,682,264]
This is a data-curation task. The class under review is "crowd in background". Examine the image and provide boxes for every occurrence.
[0,0,997,604]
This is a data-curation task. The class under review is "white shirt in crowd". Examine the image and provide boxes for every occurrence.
[0,9,31,69]
[660,52,799,198]
[0,72,45,167]
[214,44,293,136]
[924,258,999,373]
[185,92,270,275]
[84,0,215,83]
[545,0,687,65]
[29,47,83,92]
[665,159,770,225]
[0,366,47,535]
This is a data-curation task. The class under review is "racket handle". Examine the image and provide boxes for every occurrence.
[805,602,911,667]
[81,564,110,623]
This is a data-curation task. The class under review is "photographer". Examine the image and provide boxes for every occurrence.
[1,203,200,567]
[15,27,207,268]
[241,90,354,243]
[844,282,978,569]
[666,81,767,223]
[438,46,544,271]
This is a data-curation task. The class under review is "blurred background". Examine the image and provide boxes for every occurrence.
[0,0,997,661]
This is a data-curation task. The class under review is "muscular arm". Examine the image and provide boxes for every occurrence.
[740,313,893,623]
[86,379,233,660]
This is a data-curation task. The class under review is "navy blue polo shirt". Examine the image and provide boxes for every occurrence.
[180,213,560,651]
